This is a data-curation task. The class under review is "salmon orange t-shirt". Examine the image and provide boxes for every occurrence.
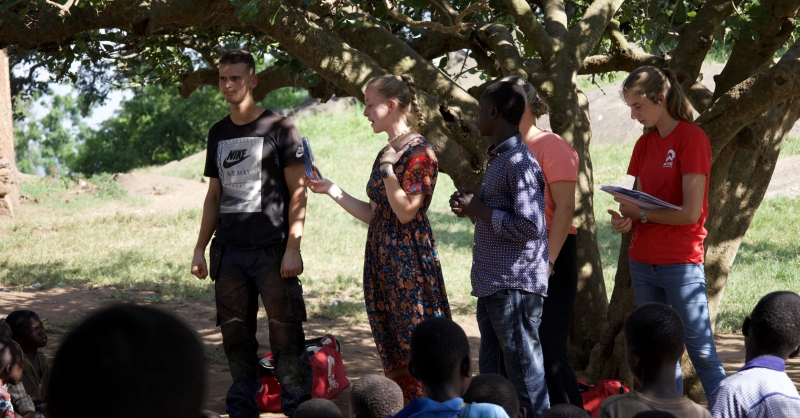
[526,131,579,235]
[626,121,711,265]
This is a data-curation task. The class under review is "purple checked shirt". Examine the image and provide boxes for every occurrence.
[471,134,549,298]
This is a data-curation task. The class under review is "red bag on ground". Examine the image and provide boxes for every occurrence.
[256,352,282,412]
[578,379,630,418]
[307,334,350,399]
[256,334,350,412]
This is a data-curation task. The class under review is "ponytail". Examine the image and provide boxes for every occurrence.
[401,74,426,127]
[660,68,693,122]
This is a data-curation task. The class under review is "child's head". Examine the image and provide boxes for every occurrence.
[0,320,12,340]
[624,302,685,381]
[5,310,47,350]
[349,374,403,418]
[621,66,693,130]
[743,291,800,360]
[540,404,590,418]
[47,304,205,418]
[0,337,24,385]
[294,398,342,418]
[462,373,522,418]
[409,317,471,394]
[477,79,527,136]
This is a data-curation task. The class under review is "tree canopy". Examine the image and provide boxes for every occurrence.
[2,0,800,398]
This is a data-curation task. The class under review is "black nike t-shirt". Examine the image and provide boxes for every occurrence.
[204,109,304,249]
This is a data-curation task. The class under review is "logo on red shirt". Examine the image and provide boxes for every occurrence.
[663,150,675,168]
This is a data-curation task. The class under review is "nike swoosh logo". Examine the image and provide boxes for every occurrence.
[222,154,250,169]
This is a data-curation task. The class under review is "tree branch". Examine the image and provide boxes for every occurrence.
[476,23,527,77]
[713,1,800,100]
[504,0,554,60]
[569,1,626,62]
[406,28,471,61]
[578,19,666,75]
[45,0,77,18]
[0,0,233,50]
[697,38,800,161]
[325,6,481,115]
[543,0,568,37]
[670,0,744,101]
[381,0,489,37]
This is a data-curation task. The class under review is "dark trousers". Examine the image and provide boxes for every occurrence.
[539,234,583,408]
[213,243,312,417]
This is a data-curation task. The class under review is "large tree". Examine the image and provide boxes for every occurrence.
[2,0,799,399]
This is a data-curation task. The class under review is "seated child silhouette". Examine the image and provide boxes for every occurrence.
[5,310,48,411]
[708,291,800,417]
[392,317,509,418]
[294,398,341,418]
[0,337,25,418]
[0,320,42,418]
[540,404,589,418]
[598,303,710,418]
[46,304,209,418]
[463,373,525,418]
[350,374,404,418]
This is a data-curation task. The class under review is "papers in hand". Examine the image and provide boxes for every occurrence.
[301,137,323,181]
[600,185,682,210]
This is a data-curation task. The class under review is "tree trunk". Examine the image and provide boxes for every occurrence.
[0,49,17,217]
[535,67,609,369]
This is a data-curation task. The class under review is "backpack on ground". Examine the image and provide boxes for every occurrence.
[256,334,350,412]
[577,379,630,418]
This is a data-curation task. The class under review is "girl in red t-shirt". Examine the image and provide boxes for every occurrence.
[608,66,725,397]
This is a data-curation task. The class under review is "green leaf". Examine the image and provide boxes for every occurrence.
[17,5,27,20]
[1,0,21,12]
[745,3,773,26]
[670,0,686,24]
[687,11,696,18]
[269,4,280,25]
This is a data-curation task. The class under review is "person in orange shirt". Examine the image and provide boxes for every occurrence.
[513,77,583,409]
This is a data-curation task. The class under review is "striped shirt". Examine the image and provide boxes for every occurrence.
[709,355,800,417]
[471,134,549,298]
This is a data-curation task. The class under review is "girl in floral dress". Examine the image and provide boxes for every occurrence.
[308,74,451,403]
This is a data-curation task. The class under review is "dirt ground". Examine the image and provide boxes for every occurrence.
[2,286,799,417]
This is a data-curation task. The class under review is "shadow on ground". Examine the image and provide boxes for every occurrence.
[2,286,798,417]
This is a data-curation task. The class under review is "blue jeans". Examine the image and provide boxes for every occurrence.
[477,289,550,417]
[628,259,726,396]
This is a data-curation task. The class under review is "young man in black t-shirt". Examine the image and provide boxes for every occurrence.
[190,50,312,417]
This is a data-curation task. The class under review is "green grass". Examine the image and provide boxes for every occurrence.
[0,206,212,300]
[782,136,800,158]
[577,71,626,93]
[3,104,798,332]
[713,197,800,332]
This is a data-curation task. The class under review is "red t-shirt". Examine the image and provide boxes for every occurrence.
[626,121,711,265]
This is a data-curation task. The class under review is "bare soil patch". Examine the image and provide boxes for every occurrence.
[2,286,798,417]
[113,172,207,213]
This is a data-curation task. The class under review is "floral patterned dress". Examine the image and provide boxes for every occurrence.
[363,136,451,403]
